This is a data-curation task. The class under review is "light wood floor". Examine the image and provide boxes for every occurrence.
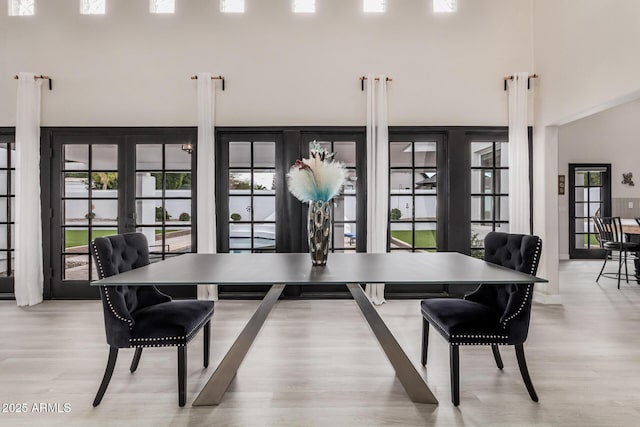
[1,260,640,426]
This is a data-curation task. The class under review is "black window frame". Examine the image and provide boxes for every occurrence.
[0,128,15,297]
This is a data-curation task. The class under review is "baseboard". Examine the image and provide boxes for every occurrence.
[533,291,562,305]
[560,253,570,260]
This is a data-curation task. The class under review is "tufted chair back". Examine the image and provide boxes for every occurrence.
[465,232,542,344]
[91,233,171,348]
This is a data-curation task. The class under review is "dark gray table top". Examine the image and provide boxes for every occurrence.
[92,252,547,286]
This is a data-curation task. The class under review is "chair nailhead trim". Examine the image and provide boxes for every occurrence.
[451,334,508,339]
[452,342,508,346]
[92,242,105,279]
[501,238,541,328]
[92,242,134,329]
[128,308,214,345]
[102,287,134,328]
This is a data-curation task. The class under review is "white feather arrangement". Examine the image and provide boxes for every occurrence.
[287,141,347,203]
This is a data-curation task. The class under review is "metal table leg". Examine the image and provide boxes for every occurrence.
[346,283,438,404]
[192,284,286,406]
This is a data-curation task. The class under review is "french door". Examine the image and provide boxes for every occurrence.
[44,129,197,299]
[569,164,611,259]
[216,128,366,298]
[0,130,15,296]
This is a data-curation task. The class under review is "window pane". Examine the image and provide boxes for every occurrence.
[471,142,493,167]
[390,170,413,192]
[0,251,14,277]
[413,142,437,167]
[92,199,118,223]
[165,144,192,170]
[254,171,275,191]
[342,170,357,195]
[390,142,412,167]
[497,196,509,221]
[253,141,275,167]
[253,196,275,221]
[498,169,509,194]
[65,145,89,170]
[390,223,412,248]
[471,195,492,221]
[9,0,34,16]
[415,223,437,248]
[81,0,105,14]
[150,0,175,13]
[415,169,437,190]
[229,142,251,167]
[333,141,356,167]
[229,196,251,221]
[496,142,509,167]
[64,255,90,280]
[136,199,164,225]
[164,227,192,253]
[65,199,89,225]
[471,169,492,194]
[433,0,456,13]
[165,172,192,192]
[340,222,357,249]
[334,196,356,222]
[137,144,163,170]
[229,171,252,192]
[293,0,315,13]
[390,197,412,221]
[221,0,244,13]
[136,172,160,197]
[91,172,118,191]
[363,0,385,13]
[92,145,118,170]
[415,196,437,221]
[64,172,89,198]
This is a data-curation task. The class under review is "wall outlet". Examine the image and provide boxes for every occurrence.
[628,201,634,209]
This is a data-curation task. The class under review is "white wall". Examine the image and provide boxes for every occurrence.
[557,98,640,258]
[532,0,640,299]
[0,0,533,126]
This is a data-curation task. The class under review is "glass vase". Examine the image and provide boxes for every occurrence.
[308,200,332,266]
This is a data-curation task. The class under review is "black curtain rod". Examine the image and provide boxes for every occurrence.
[503,74,538,91]
[191,75,225,91]
[13,74,53,90]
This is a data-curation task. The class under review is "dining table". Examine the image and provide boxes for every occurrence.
[92,252,547,406]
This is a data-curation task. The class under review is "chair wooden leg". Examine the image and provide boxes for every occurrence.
[491,345,504,370]
[450,345,460,406]
[130,347,143,373]
[421,318,429,366]
[178,346,187,407]
[515,344,538,402]
[93,347,118,407]
[203,321,211,368]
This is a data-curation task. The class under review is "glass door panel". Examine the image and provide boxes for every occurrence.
[569,164,611,259]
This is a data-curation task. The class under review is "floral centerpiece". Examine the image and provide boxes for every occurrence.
[287,141,347,265]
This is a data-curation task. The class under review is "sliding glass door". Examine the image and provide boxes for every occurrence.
[0,130,15,296]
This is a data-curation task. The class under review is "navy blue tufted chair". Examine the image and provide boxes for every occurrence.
[90,233,215,407]
[420,232,542,406]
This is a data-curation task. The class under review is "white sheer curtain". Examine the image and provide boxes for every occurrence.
[365,74,389,305]
[196,72,218,301]
[14,73,44,306]
[507,71,531,234]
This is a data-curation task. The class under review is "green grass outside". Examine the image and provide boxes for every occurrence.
[583,234,599,246]
[65,229,175,248]
[391,230,437,248]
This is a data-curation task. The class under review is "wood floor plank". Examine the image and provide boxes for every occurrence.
[1,260,640,426]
